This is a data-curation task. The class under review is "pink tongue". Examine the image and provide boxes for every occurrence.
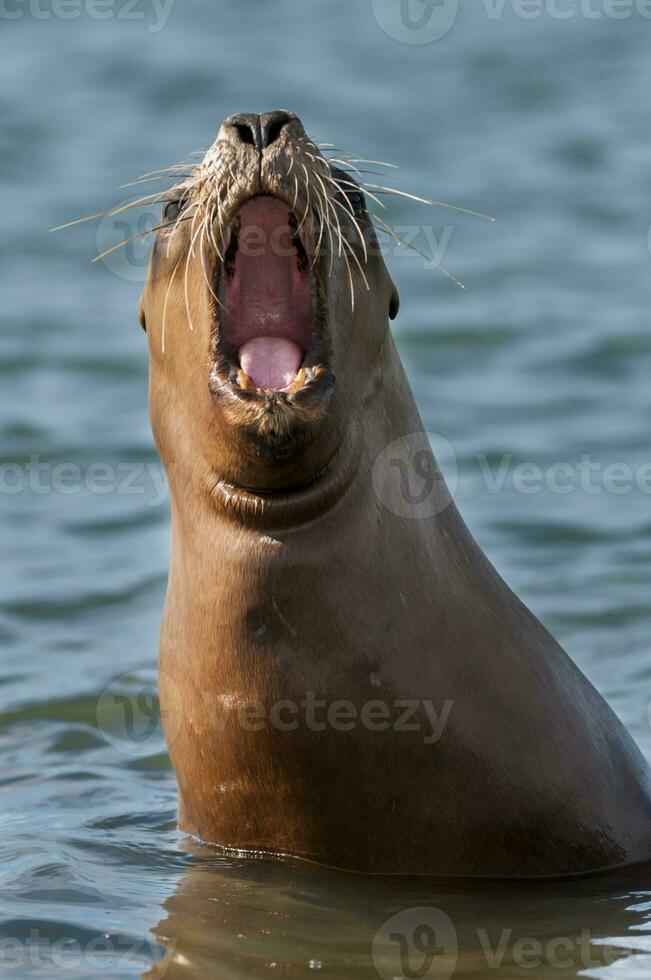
[239,336,303,390]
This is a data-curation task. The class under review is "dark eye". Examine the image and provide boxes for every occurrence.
[163,198,183,222]
[347,191,366,219]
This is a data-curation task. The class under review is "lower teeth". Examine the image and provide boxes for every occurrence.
[236,367,309,393]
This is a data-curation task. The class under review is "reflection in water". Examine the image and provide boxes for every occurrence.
[144,844,651,978]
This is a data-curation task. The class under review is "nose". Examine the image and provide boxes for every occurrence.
[260,110,296,150]
[220,110,298,152]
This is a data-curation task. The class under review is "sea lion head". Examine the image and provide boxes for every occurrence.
[139,110,399,497]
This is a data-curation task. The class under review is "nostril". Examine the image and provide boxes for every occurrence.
[265,119,286,147]
[234,123,256,146]
[221,113,261,149]
[261,110,295,150]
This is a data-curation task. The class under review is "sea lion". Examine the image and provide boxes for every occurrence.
[138,109,651,877]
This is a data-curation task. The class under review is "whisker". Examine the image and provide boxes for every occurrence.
[308,171,336,275]
[309,170,337,271]
[199,214,225,312]
[372,215,465,289]
[183,206,206,332]
[311,166,343,259]
[207,196,224,263]
[364,184,495,221]
[326,175,387,213]
[187,199,202,261]
[336,224,356,312]
[128,165,192,180]
[319,198,337,277]
[325,161,402,179]
[119,173,194,190]
[51,191,171,232]
[127,148,207,180]
[297,164,314,236]
[328,158,366,180]
[330,195,368,266]
[161,252,185,354]
[340,232,370,295]
[292,175,301,214]
[335,157,399,171]
[312,196,327,268]
[92,212,195,263]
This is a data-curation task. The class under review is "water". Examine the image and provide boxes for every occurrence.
[2,1,651,976]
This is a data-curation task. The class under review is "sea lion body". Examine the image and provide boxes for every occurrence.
[140,111,651,876]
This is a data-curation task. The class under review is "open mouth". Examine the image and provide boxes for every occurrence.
[213,196,328,398]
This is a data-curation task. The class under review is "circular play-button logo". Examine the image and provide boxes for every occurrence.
[96,668,179,758]
[372,906,458,979]
[371,0,459,44]
[371,432,458,519]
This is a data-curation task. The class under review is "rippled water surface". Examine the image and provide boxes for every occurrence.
[2,2,651,977]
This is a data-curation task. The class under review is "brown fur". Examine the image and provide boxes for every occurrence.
[139,111,651,876]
